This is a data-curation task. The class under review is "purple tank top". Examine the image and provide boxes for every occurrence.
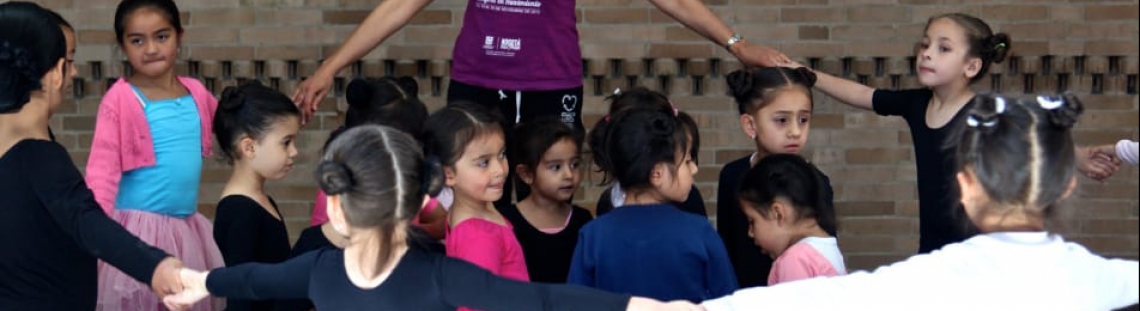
[451,0,581,91]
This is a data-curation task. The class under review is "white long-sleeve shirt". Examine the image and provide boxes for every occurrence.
[702,232,1139,311]
[1117,140,1138,166]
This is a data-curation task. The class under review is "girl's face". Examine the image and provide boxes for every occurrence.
[245,116,301,181]
[742,89,812,156]
[445,132,509,204]
[62,26,76,91]
[120,8,180,79]
[742,199,793,259]
[656,142,697,203]
[916,18,982,88]
[521,138,581,202]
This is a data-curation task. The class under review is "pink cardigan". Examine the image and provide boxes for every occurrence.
[85,77,216,214]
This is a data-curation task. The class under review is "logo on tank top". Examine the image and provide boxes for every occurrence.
[561,94,578,125]
[484,37,522,57]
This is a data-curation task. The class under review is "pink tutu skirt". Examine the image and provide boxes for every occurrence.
[96,209,226,311]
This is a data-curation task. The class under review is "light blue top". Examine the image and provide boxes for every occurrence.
[115,86,202,218]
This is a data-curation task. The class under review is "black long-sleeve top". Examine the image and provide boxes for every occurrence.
[0,140,168,310]
[214,195,292,311]
[208,247,631,311]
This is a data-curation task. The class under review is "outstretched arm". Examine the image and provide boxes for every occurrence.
[781,61,876,111]
[293,0,435,121]
[647,0,789,67]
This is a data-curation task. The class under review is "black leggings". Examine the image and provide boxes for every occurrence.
[447,79,585,210]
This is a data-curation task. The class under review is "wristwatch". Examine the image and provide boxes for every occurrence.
[725,33,744,50]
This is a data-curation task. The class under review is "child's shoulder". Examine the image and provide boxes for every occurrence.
[450,215,512,235]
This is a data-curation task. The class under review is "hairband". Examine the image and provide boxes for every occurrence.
[966,97,1005,128]
[1036,95,1064,110]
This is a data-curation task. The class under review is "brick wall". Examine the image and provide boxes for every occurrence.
[39,0,1137,271]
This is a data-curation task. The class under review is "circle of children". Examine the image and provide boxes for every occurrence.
[1,0,1138,310]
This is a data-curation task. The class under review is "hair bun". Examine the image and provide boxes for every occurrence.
[395,76,419,99]
[987,33,1012,64]
[317,160,355,195]
[791,67,818,88]
[219,85,247,112]
[725,69,756,104]
[967,94,1005,134]
[421,155,444,197]
[345,78,375,107]
[0,41,40,112]
[1042,93,1083,129]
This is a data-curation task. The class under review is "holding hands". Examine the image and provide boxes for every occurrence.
[161,268,211,311]
[1077,144,1122,182]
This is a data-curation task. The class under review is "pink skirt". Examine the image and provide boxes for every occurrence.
[96,209,226,311]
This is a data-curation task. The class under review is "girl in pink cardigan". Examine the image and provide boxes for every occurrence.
[86,1,224,310]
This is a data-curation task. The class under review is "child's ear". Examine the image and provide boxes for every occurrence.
[516,164,534,185]
[240,135,256,159]
[649,162,668,187]
[444,166,457,187]
[770,201,790,226]
[327,194,348,234]
[1059,175,1078,201]
[964,57,983,80]
[739,114,757,140]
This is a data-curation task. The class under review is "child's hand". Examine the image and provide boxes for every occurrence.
[150,257,183,299]
[1077,145,1121,182]
[162,268,210,311]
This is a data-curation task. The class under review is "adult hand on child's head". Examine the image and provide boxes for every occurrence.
[731,41,791,68]
[1076,145,1121,182]
[292,70,335,124]
[150,257,183,299]
[162,268,211,311]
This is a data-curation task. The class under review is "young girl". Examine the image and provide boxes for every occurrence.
[569,107,737,302]
[499,117,593,283]
[717,67,834,287]
[162,125,702,311]
[738,154,844,286]
[277,77,439,311]
[702,94,1139,310]
[0,2,182,309]
[790,13,1010,253]
[592,87,707,218]
[422,102,530,301]
[211,82,301,311]
[85,1,224,310]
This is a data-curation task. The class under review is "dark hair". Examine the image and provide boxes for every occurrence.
[322,76,428,152]
[44,7,72,30]
[589,107,690,191]
[926,13,1011,84]
[954,93,1082,225]
[592,87,701,164]
[114,0,183,45]
[0,1,66,113]
[316,125,444,280]
[726,67,817,115]
[514,117,583,179]
[422,101,504,167]
[737,154,836,235]
[213,81,301,164]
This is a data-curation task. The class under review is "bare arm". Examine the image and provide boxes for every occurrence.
[783,60,875,111]
[293,0,435,121]
[647,0,789,67]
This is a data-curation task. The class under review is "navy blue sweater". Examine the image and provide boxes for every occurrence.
[567,203,736,302]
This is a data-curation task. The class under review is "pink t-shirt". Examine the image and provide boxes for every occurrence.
[769,237,847,285]
[446,218,530,311]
